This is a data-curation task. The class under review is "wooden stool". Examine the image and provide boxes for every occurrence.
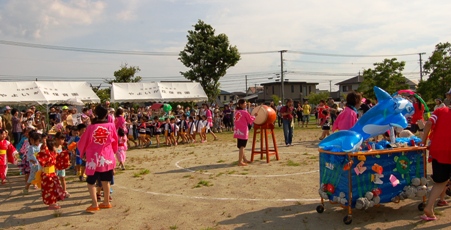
[250,123,279,163]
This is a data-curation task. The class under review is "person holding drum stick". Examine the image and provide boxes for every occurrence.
[233,99,255,166]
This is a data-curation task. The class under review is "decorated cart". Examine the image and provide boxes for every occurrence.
[316,86,429,225]
[317,147,427,225]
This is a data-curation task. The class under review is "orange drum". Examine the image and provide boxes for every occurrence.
[251,105,276,125]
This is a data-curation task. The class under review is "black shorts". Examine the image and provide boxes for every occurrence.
[86,170,114,185]
[409,124,423,134]
[431,159,451,183]
[237,139,248,148]
[322,126,330,131]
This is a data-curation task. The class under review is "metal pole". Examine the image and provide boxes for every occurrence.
[245,75,248,96]
[280,50,287,104]
[419,52,426,81]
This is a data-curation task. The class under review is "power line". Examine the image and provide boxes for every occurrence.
[0,40,278,56]
[0,40,424,58]
[289,50,422,57]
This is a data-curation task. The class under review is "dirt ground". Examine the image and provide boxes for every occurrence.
[0,125,449,230]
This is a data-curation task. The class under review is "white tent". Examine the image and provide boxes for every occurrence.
[0,81,100,105]
[111,82,208,103]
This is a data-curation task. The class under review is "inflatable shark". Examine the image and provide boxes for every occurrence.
[319,86,414,152]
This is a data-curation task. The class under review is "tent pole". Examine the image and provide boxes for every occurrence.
[46,104,49,132]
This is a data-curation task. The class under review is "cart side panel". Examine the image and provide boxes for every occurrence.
[319,149,425,208]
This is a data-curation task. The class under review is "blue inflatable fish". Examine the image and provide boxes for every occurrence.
[319,86,414,152]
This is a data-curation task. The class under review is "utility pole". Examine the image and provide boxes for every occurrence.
[245,75,248,96]
[280,50,287,104]
[329,80,332,93]
[419,52,426,81]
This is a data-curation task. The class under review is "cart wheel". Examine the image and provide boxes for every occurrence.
[343,215,352,225]
[316,205,325,213]
[418,203,425,211]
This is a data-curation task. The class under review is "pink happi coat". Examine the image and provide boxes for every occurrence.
[233,109,255,140]
[78,122,118,176]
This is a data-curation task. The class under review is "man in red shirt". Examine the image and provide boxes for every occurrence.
[420,106,451,221]
[280,98,294,146]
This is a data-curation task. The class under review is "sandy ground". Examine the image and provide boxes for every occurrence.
[0,126,449,230]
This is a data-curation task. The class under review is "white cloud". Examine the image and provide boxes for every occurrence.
[0,0,106,39]
[1,0,451,93]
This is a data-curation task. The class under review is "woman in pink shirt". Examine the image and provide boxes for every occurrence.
[78,105,118,212]
[233,99,255,166]
[114,108,127,133]
[332,91,362,131]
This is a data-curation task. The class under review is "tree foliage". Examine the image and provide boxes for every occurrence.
[357,58,408,99]
[417,42,451,102]
[306,91,330,105]
[95,63,142,102]
[105,63,142,85]
[179,20,240,102]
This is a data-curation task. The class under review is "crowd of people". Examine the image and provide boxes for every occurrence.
[1,89,451,217]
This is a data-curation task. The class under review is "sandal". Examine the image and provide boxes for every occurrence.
[86,206,100,212]
[99,203,112,209]
[437,200,448,206]
[64,191,71,198]
[420,215,437,221]
[96,194,102,201]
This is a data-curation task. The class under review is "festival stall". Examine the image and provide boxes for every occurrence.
[110,82,208,103]
[316,86,427,225]
[0,81,100,105]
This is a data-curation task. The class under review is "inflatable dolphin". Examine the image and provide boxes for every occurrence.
[319,86,414,152]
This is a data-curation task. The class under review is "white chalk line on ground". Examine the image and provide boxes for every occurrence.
[116,185,321,203]
[175,158,319,177]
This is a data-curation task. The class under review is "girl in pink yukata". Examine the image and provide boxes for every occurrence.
[0,129,17,184]
[116,128,127,170]
[233,99,255,166]
[78,105,118,212]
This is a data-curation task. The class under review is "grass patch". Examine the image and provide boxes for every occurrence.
[302,152,309,155]
[217,159,225,163]
[133,169,150,178]
[183,174,194,179]
[169,225,178,230]
[216,172,224,177]
[194,180,213,188]
[227,170,237,175]
[287,159,300,166]
[240,172,248,175]
[308,156,317,160]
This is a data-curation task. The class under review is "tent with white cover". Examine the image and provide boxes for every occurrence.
[111,82,208,103]
[0,81,100,105]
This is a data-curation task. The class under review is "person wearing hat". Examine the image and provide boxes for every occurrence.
[444,89,451,108]
[434,98,446,111]
[2,106,13,140]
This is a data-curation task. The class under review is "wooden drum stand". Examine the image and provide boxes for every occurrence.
[250,123,279,163]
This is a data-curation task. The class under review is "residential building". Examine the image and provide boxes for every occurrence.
[258,81,319,103]
[335,75,418,95]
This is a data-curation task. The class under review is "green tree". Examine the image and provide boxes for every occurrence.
[96,63,142,102]
[357,58,408,99]
[271,95,281,105]
[417,42,451,102]
[306,92,330,105]
[105,63,142,85]
[179,20,240,102]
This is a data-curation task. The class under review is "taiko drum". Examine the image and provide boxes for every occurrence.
[251,105,277,125]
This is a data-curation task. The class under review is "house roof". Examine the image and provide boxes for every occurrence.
[220,90,231,95]
[335,75,418,86]
[335,75,364,85]
[247,86,263,94]
[260,81,319,86]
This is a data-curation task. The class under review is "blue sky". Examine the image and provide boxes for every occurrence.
[1,0,450,93]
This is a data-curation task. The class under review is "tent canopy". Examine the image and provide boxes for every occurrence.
[0,81,100,105]
[111,82,208,103]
